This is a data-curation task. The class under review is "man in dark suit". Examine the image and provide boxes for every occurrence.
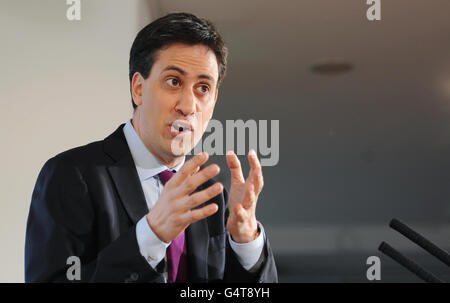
[25,13,277,283]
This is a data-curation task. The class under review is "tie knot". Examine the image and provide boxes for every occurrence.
[158,169,175,185]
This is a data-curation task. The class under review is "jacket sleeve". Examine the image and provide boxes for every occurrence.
[222,187,278,283]
[25,155,163,282]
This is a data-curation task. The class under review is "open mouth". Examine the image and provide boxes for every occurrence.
[170,120,193,136]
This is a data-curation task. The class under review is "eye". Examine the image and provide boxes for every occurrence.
[166,77,180,87]
[196,84,210,94]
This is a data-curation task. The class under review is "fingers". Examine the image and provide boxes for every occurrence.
[226,151,245,183]
[193,165,200,175]
[178,164,221,195]
[170,152,209,186]
[185,182,223,210]
[183,202,219,224]
[247,149,264,194]
[169,182,222,233]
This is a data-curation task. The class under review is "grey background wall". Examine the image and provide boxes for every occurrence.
[0,0,155,282]
[1,0,449,282]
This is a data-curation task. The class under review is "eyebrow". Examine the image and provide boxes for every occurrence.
[162,65,215,82]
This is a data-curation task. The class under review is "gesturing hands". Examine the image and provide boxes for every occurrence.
[147,150,264,244]
[146,152,222,243]
[225,150,263,243]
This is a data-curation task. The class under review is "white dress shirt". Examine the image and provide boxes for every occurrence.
[122,119,265,273]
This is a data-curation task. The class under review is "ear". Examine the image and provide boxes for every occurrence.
[131,72,144,107]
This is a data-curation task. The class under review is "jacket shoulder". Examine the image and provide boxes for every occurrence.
[54,140,105,165]
[43,124,125,168]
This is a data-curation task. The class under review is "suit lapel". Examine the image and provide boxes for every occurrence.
[104,124,148,225]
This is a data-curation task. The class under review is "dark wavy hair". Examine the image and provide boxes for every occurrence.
[128,12,228,110]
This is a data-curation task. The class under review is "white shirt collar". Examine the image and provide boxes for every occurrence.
[123,119,185,181]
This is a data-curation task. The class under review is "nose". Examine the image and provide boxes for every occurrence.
[175,87,196,116]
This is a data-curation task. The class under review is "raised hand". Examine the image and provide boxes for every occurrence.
[146,152,223,243]
[225,150,264,243]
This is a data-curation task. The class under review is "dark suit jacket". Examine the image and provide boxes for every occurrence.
[25,124,278,282]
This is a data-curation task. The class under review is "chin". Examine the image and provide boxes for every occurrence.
[168,136,195,157]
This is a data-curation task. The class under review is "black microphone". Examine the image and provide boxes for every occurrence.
[378,241,444,283]
[389,218,450,267]
[378,218,449,283]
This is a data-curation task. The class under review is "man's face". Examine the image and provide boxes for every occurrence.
[131,43,219,164]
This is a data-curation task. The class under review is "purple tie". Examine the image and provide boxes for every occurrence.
[158,169,188,283]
